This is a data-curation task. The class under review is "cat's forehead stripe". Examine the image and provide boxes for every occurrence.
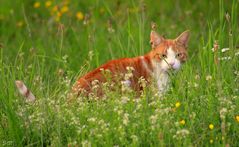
[165,40,175,46]
[167,47,176,56]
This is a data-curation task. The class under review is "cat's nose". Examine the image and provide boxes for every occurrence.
[169,62,175,66]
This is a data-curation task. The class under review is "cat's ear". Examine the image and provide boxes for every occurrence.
[150,31,164,49]
[176,30,190,47]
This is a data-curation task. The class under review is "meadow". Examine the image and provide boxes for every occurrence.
[0,0,239,146]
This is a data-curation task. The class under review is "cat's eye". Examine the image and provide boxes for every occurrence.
[176,53,182,58]
[162,54,167,58]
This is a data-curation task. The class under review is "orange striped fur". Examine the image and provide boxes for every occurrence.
[72,30,190,96]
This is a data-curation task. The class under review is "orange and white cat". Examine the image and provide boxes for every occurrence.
[72,30,190,96]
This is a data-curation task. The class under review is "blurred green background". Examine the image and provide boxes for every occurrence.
[0,0,239,146]
[0,0,235,71]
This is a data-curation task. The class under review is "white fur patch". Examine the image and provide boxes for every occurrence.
[152,47,182,94]
[152,60,169,94]
[160,47,181,71]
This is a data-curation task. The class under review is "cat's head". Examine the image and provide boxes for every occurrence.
[149,30,190,72]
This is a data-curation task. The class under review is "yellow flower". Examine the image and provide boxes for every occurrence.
[179,119,185,125]
[236,115,239,123]
[175,102,181,108]
[56,11,62,17]
[45,1,52,8]
[33,2,40,8]
[52,6,58,12]
[209,124,214,130]
[210,139,213,144]
[61,6,69,13]
[76,11,84,20]
[16,21,24,27]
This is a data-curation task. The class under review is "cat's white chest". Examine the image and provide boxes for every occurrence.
[152,61,170,94]
[140,57,170,94]
[155,72,169,93]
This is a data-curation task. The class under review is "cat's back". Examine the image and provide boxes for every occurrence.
[83,57,138,78]
[75,57,138,89]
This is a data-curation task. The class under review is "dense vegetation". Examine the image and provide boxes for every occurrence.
[0,0,238,146]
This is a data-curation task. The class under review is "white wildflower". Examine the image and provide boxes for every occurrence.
[220,108,227,120]
[206,75,212,81]
[131,135,139,142]
[91,80,99,86]
[211,48,216,52]
[195,74,200,80]
[121,80,132,92]
[99,68,104,72]
[82,140,91,147]
[160,107,171,115]
[123,113,129,125]
[88,50,94,61]
[138,76,147,88]
[235,52,239,56]
[218,56,232,60]
[173,129,190,139]
[87,117,97,123]
[117,109,123,116]
[124,73,133,80]
[221,48,230,52]
[121,80,131,87]
[91,80,100,90]
[121,96,130,104]
[174,121,180,127]
[136,103,142,110]
[193,83,199,88]
[150,115,158,124]
[62,54,68,63]
[126,66,135,71]
[189,112,196,119]
[234,71,239,76]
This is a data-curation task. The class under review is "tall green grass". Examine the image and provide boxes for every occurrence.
[0,0,238,146]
